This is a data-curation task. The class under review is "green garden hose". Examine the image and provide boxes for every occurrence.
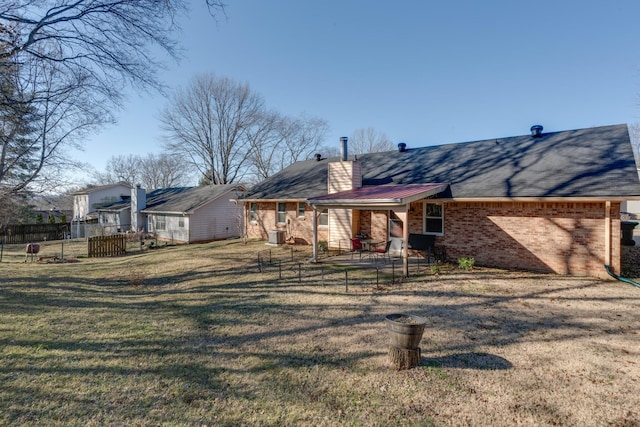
[605,265,640,289]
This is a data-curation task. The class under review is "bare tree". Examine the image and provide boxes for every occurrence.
[0,0,225,102]
[93,154,142,187]
[245,110,282,182]
[161,73,265,185]
[349,127,394,155]
[279,113,329,164]
[94,152,193,190]
[0,0,225,203]
[0,33,104,200]
[246,112,328,183]
[140,152,193,190]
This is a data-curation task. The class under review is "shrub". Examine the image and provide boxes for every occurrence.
[318,240,328,252]
[458,257,475,270]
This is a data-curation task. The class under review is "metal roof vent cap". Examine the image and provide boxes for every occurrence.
[398,142,407,152]
[339,136,348,161]
[530,125,544,138]
[315,153,322,161]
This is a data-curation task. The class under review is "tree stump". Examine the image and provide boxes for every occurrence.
[388,346,421,370]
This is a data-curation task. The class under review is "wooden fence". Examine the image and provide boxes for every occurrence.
[88,234,127,258]
[1,223,70,244]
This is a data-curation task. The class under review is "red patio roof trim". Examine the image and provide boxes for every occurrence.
[307,183,449,207]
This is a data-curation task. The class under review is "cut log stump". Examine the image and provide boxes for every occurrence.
[388,346,421,370]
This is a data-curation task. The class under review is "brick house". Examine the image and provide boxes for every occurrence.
[239,124,640,279]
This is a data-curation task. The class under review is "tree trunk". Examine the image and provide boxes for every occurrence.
[388,346,421,370]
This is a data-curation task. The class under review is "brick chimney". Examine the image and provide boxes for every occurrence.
[328,137,361,194]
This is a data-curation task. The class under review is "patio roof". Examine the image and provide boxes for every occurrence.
[307,183,449,209]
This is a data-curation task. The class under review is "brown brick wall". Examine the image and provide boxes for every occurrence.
[246,200,621,279]
[440,201,620,279]
[245,202,327,244]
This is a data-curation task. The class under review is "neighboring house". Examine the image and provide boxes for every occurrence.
[29,194,73,224]
[72,182,133,222]
[621,200,640,219]
[239,124,640,279]
[96,184,246,243]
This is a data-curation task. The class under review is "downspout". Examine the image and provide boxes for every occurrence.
[603,200,640,288]
[307,206,318,263]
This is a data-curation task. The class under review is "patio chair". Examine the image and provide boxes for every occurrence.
[350,237,365,260]
[371,240,392,262]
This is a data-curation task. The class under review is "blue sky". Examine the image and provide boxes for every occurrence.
[76,0,640,181]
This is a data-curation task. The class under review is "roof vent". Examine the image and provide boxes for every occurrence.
[530,125,544,138]
[315,153,322,161]
[398,142,407,152]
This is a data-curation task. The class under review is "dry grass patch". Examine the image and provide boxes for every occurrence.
[1,239,639,426]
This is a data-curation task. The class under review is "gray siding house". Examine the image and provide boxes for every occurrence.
[96,184,246,243]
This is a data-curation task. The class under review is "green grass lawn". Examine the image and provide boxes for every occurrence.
[1,239,639,426]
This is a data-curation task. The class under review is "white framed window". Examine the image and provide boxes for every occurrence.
[424,202,443,235]
[178,217,185,228]
[298,202,305,218]
[277,202,286,224]
[250,202,258,222]
[156,215,166,231]
[319,208,328,227]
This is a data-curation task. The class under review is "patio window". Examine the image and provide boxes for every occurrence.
[298,202,305,218]
[424,202,443,234]
[250,202,258,222]
[319,208,328,227]
[156,215,166,231]
[277,202,286,224]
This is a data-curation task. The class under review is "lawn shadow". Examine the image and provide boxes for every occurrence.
[422,352,512,370]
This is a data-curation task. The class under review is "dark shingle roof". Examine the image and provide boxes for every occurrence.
[142,184,245,213]
[243,124,640,200]
[98,185,245,214]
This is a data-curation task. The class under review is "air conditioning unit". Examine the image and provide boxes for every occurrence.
[268,230,285,245]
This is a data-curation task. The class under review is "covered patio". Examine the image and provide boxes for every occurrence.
[307,183,449,277]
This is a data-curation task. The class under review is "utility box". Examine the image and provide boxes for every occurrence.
[268,230,285,245]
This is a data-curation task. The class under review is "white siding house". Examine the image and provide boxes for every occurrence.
[72,183,132,221]
[144,185,245,243]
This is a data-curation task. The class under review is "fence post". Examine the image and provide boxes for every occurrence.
[344,269,348,292]
[257,253,262,273]
[376,266,379,288]
[298,263,302,283]
[392,260,395,283]
[321,266,324,286]
[290,247,293,262]
[279,260,282,279]
[269,249,272,265]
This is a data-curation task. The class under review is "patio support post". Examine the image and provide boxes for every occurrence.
[605,200,611,268]
[395,206,409,277]
[311,206,318,261]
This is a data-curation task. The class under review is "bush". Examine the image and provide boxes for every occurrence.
[318,240,328,252]
[458,257,475,270]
